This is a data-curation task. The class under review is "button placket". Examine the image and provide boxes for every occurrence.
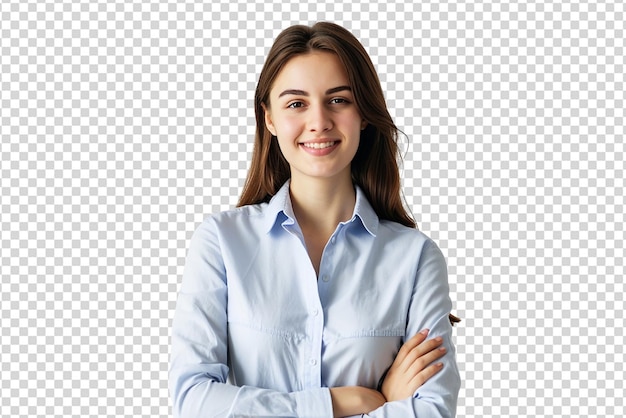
[306,306,323,387]
[305,229,339,388]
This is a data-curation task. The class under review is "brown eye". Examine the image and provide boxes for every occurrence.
[287,101,305,109]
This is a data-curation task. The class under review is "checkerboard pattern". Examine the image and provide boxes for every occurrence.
[1,1,624,417]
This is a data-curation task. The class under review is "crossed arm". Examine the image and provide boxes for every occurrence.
[330,329,448,417]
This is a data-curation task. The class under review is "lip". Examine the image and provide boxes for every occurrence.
[299,139,340,156]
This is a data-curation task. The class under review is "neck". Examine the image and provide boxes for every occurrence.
[289,173,356,233]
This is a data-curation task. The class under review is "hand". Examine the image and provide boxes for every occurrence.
[330,386,386,417]
[381,329,447,401]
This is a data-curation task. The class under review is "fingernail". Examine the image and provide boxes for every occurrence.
[439,347,447,352]
[435,336,443,343]
[420,329,430,335]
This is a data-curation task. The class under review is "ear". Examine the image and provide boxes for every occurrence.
[261,102,277,136]
[361,119,368,130]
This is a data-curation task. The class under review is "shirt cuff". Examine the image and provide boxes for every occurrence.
[295,387,333,418]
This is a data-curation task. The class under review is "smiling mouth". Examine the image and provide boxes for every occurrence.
[300,141,338,149]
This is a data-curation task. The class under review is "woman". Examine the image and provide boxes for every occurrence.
[170,22,460,417]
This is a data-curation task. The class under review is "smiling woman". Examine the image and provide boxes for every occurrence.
[169,22,461,418]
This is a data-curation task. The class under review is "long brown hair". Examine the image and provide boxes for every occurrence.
[237,22,416,228]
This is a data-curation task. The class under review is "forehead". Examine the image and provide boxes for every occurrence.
[270,51,350,94]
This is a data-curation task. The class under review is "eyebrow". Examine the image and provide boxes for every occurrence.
[278,85,352,98]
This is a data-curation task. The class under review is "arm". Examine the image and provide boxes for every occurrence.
[330,387,386,417]
[364,239,461,417]
[381,329,448,402]
[168,218,333,418]
[329,331,447,417]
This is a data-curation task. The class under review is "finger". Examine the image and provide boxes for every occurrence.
[408,361,445,389]
[394,329,429,364]
[400,336,444,369]
[407,345,447,375]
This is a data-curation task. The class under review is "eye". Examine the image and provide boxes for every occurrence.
[287,101,305,109]
[329,97,350,105]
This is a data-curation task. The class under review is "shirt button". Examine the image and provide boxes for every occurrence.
[312,308,319,316]
[309,359,317,366]
[322,275,330,282]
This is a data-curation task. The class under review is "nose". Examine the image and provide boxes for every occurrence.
[307,103,333,133]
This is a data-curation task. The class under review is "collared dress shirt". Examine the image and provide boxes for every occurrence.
[169,181,461,417]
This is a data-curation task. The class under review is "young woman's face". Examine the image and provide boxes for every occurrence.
[264,51,367,183]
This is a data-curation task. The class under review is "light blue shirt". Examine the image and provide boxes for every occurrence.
[169,181,460,417]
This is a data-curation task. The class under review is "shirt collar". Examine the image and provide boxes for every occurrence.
[351,185,379,236]
[263,180,379,236]
[263,180,296,233]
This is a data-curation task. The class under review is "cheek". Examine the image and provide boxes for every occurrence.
[273,114,303,138]
[274,117,303,156]
[338,113,365,136]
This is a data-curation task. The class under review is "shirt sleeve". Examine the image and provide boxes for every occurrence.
[363,238,461,418]
[168,217,334,418]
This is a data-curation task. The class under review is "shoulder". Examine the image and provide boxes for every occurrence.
[202,202,267,228]
[377,220,446,263]
[378,220,438,246]
[190,202,270,243]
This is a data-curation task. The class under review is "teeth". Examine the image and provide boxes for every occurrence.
[302,141,336,149]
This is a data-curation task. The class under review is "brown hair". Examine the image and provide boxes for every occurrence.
[237,22,416,228]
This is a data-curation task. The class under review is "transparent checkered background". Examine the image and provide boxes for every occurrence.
[1,1,624,417]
